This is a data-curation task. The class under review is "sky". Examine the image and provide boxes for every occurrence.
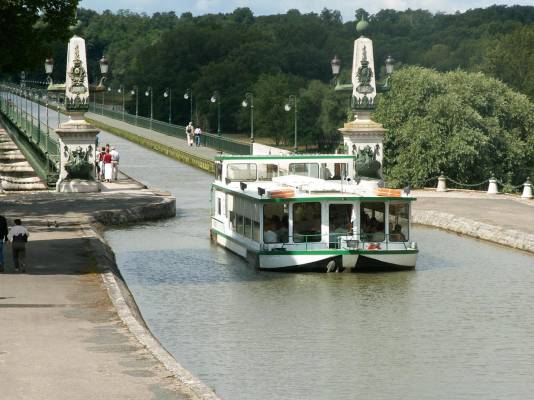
[79,0,532,20]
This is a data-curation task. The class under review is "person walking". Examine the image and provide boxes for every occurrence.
[0,214,8,272]
[8,219,29,273]
[98,146,106,181]
[103,148,113,183]
[194,126,202,147]
[186,122,194,147]
[110,146,120,180]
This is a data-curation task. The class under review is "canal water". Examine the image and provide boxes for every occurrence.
[100,131,534,400]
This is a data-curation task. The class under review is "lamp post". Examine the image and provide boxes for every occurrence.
[117,86,125,121]
[242,92,254,143]
[45,58,54,85]
[284,95,298,153]
[145,87,153,130]
[98,56,108,88]
[210,91,221,136]
[164,88,172,124]
[107,85,114,110]
[184,88,193,124]
[131,86,139,125]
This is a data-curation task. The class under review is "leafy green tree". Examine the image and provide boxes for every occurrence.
[374,66,534,187]
[253,73,304,145]
[483,25,534,99]
[0,0,79,73]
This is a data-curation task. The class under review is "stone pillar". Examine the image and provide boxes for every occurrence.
[338,110,386,179]
[521,178,533,199]
[487,178,499,194]
[436,175,447,192]
[55,114,100,192]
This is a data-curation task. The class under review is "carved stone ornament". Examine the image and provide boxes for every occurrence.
[64,146,94,180]
[355,46,374,95]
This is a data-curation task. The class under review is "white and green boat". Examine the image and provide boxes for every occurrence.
[210,154,418,272]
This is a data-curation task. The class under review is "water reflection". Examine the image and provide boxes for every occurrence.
[101,131,534,400]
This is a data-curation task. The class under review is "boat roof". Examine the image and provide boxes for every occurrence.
[213,175,415,202]
[215,154,356,161]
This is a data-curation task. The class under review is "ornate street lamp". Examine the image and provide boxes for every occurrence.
[117,86,125,121]
[45,58,54,85]
[284,95,298,153]
[163,88,172,124]
[210,90,221,136]
[98,56,108,87]
[131,86,139,125]
[330,54,341,86]
[145,87,153,130]
[184,88,193,124]
[242,92,254,143]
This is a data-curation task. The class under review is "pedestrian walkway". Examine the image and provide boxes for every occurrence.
[87,112,218,162]
[412,189,534,253]
[0,188,213,400]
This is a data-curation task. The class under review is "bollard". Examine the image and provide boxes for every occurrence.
[522,177,533,199]
[436,175,447,192]
[487,177,499,194]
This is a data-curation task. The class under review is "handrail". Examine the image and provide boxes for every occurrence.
[264,231,411,251]
[0,84,60,187]
[88,101,252,155]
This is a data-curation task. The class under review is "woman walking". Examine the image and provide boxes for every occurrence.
[103,148,113,182]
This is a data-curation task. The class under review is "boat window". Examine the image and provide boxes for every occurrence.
[389,203,409,242]
[227,163,257,182]
[215,162,222,181]
[293,202,321,243]
[321,163,348,180]
[289,163,319,178]
[238,215,245,235]
[360,202,385,242]
[329,204,354,247]
[263,203,289,243]
[258,164,279,181]
[217,197,222,215]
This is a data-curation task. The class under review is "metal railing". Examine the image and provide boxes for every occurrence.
[263,231,414,252]
[0,85,60,186]
[88,102,252,155]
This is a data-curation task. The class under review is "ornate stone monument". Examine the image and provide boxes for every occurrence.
[53,36,100,193]
[333,16,393,182]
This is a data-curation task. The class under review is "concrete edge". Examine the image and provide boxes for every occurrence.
[412,209,534,254]
[86,117,215,174]
[77,192,222,400]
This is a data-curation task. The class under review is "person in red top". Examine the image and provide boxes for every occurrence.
[103,148,113,182]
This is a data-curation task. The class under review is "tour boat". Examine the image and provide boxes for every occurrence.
[210,154,418,272]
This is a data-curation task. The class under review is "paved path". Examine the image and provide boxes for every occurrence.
[87,112,218,162]
[0,184,202,400]
[412,190,534,235]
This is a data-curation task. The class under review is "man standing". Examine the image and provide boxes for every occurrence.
[8,219,29,273]
[185,122,194,146]
[0,214,8,272]
[110,146,120,181]
[194,126,202,147]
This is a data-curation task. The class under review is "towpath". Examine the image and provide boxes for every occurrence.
[0,174,217,399]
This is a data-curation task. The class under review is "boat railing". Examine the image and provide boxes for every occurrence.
[264,232,412,252]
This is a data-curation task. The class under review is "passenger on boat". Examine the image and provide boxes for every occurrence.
[277,215,289,243]
[264,220,279,243]
[390,224,406,242]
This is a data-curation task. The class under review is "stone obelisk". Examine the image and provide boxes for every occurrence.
[338,17,386,180]
[55,35,100,193]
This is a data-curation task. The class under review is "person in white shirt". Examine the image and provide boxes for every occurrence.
[263,220,279,244]
[194,127,202,147]
[7,219,29,273]
[110,147,120,180]
[185,122,194,146]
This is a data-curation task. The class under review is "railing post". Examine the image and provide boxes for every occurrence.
[522,177,533,199]
[487,175,499,194]
[436,173,447,192]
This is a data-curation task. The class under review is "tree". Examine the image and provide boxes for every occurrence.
[0,0,79,74]
[374,66,534,187]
